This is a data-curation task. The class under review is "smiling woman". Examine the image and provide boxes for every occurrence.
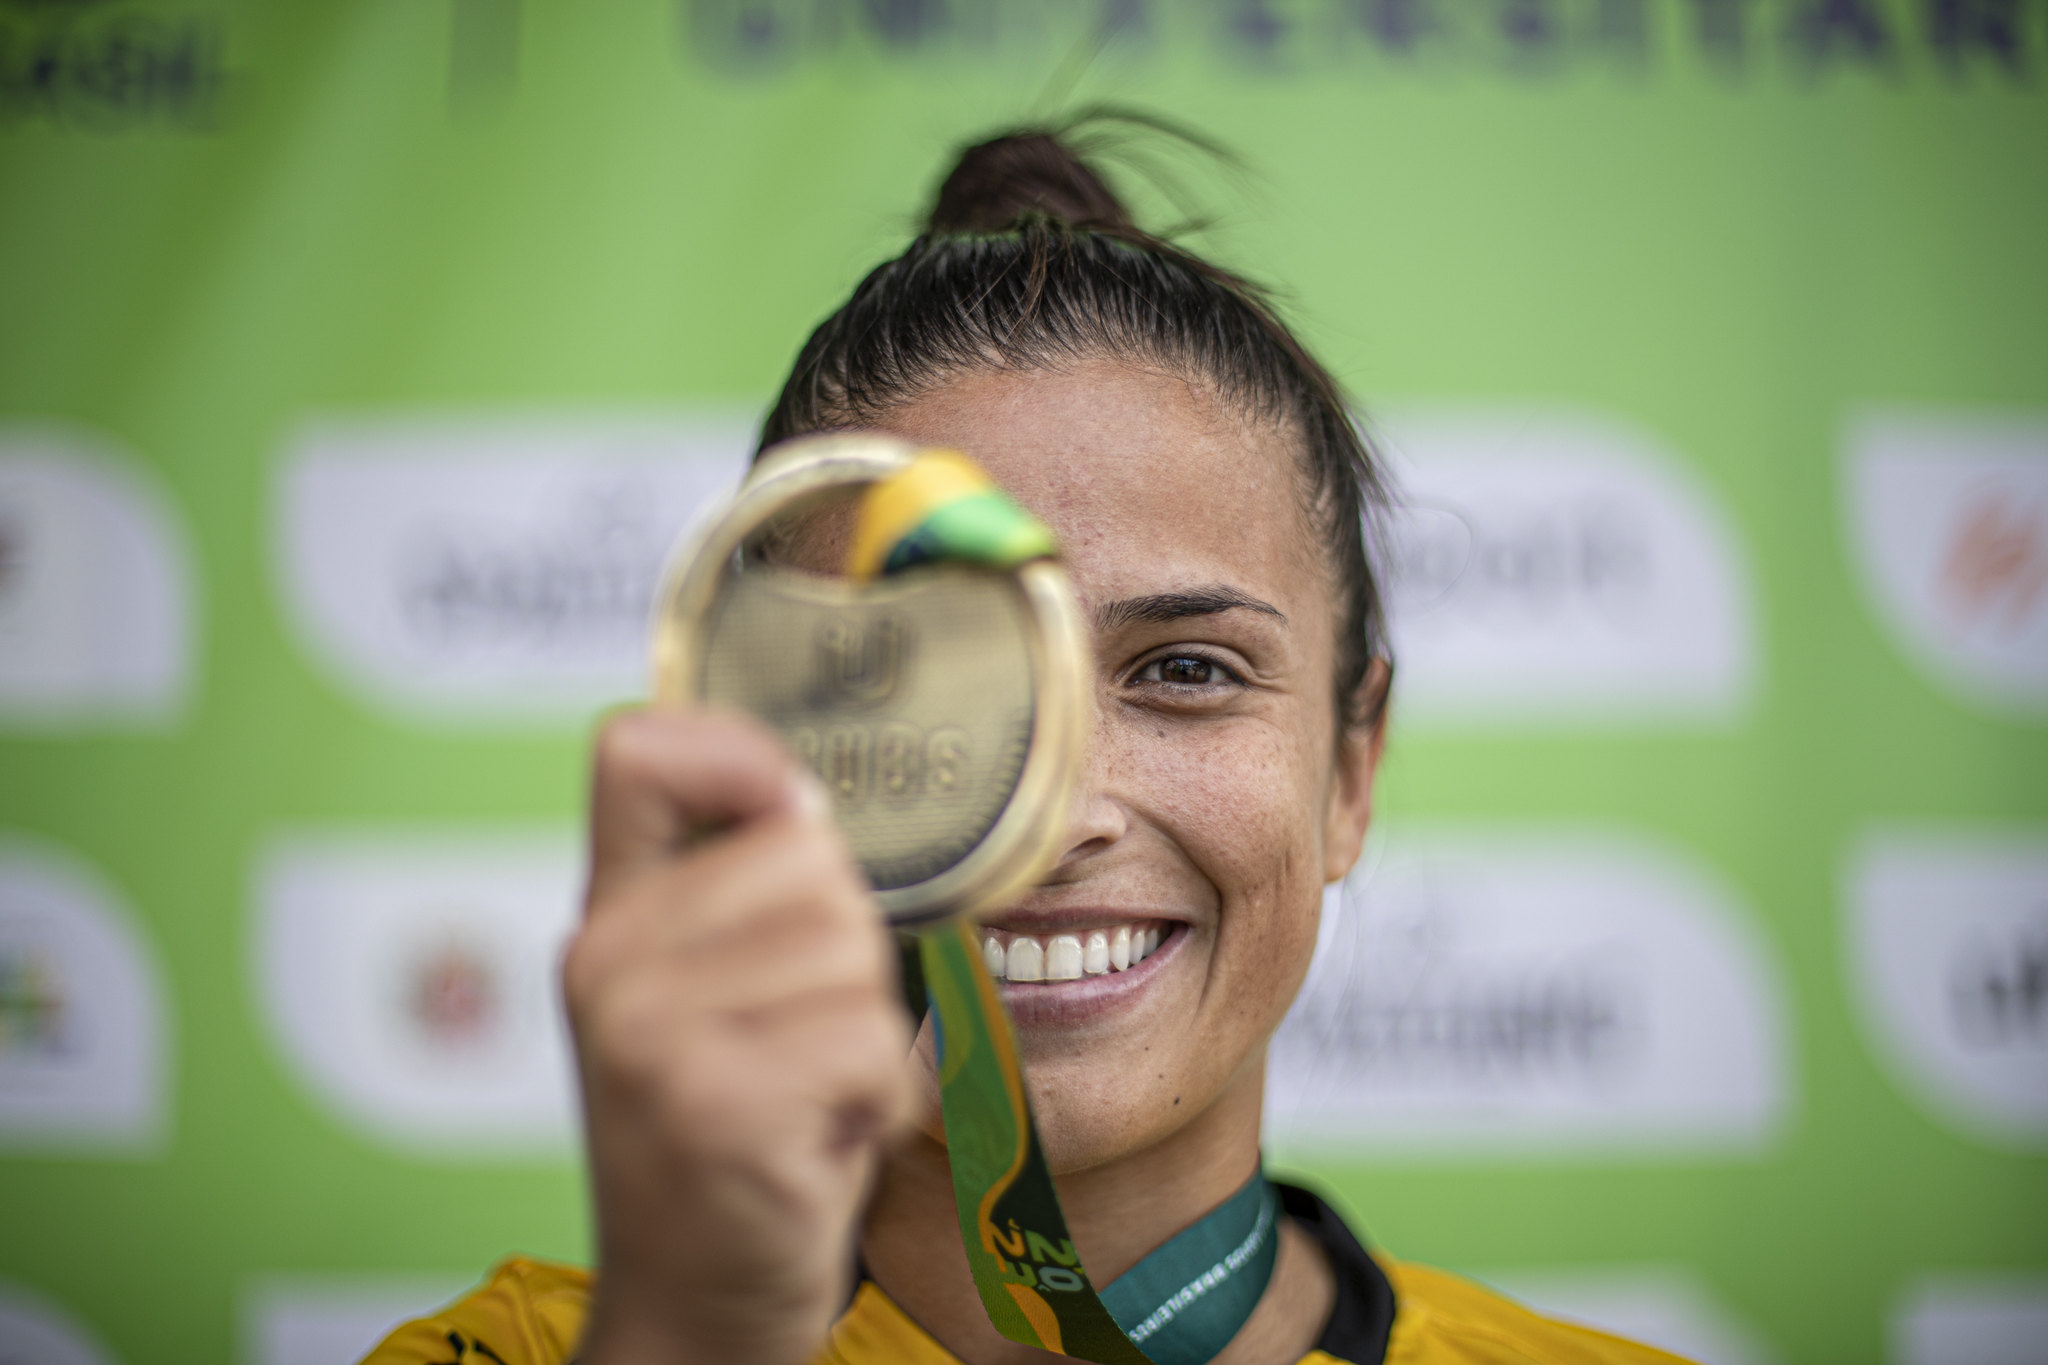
[362,117,1693,1365]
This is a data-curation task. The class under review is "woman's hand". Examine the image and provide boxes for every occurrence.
[566,708,912,1365]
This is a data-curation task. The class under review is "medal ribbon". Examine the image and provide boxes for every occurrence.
[856,453,1279,1365]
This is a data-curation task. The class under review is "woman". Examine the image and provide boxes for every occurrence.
[368,122,1688,1365]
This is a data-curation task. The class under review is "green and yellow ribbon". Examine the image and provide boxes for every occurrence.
[847,448,1059,582]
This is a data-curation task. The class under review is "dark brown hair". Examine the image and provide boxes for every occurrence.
[759,114,1391,729]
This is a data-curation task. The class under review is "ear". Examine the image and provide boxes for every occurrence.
[1322,660,1389,885]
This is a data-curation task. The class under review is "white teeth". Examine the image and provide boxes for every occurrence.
[980,924,1165,981]
[1083,931,1110,975]
[1006,936,1044,982]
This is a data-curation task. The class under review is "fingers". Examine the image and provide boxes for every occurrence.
[586,707,825,909]
[569,948,913,1168]
[568,808,875,994]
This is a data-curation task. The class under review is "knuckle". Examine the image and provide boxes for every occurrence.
[592,709,653,779]
[560,912,635,1008]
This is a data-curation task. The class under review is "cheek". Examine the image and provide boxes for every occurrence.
[1114,714,1327,987]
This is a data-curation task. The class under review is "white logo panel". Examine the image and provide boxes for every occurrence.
[0,1282,121,1365]
[275,412,754,724]
[1479,1266,1775,1365]
[1845,410,2048,716]
[1891,1274,2048,1365]
[1846,831,2048,1146]
[1268,827,1790,1157]
[1376,408,1756,727]
[242,1275,475,1365]
[0,423,196,728]
[0,835,171,1152]
[254,830,581,1157]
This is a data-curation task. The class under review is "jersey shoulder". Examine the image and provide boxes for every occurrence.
[359,1273,960,1365]
[1377,1260,1697,1365]
[360,1257,593,1365]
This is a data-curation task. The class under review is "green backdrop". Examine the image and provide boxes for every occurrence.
[2,2,2044,1363]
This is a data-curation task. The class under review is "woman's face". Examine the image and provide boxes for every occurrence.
[877,357,1380,1173]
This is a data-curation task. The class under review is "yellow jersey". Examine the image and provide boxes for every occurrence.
[364,1184,1694,1365]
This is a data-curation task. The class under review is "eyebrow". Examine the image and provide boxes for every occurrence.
[1093,585,1287,632]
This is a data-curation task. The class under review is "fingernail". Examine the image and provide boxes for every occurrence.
[790,770,832,823]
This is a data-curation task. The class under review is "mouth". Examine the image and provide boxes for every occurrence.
[971,916,1185,1026]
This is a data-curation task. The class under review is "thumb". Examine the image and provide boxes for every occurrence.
[585,706,825,910]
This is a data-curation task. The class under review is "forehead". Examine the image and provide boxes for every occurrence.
[869,360,1322,609]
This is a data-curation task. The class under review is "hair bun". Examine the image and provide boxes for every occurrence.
[926,130,1133,234]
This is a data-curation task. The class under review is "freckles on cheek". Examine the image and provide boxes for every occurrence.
[1148,722,1312,902]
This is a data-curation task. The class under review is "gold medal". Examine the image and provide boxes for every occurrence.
[651,434,1087,925]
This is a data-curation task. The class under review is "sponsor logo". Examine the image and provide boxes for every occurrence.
[0,1282,120,1365]
[1844,410,2048,717]
[274,412,753,726]
[1374,408,1756,728]
[0,423,196,730]
[682,0,2027,82]
[1267,826,1790,1157]
[1890,1274,2048,1365]
[0,941,65,1055]
[0,834,170,1153]
[0,1,233,133]
[252,830,581,1156]
[241,1275,476,1365]
[1478,1267,1775,1365]
[403,936,502,1051]
[1845,830,2048,1147]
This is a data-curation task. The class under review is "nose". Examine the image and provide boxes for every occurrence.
[1043,709,1129,880]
